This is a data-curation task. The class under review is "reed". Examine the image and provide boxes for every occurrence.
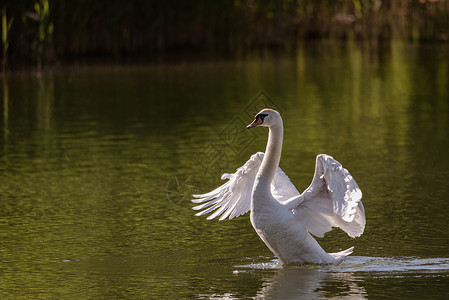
[1,7,14,73]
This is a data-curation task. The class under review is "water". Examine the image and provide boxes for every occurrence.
[1,41,449,299]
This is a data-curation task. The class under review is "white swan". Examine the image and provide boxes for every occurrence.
[192,109,365,265]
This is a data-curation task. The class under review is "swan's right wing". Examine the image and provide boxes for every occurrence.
[192,152,264,220]
[271,166,300,203]
[192,152,300,220]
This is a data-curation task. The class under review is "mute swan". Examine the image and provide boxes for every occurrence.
[192,109,365,265]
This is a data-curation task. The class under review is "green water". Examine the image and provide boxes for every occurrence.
[1,41,449,299]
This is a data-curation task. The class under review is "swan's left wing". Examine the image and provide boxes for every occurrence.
[192,152,299,220]
[290,154,365,238]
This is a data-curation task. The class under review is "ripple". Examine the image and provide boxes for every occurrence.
[236,256,449,274]
[335,256,449,274]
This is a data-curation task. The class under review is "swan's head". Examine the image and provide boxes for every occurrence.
[247,108,281,129]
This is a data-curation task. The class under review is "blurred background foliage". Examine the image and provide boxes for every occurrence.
[1,0,448,71]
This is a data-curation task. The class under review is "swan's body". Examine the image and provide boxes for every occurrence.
[192,109,365,265]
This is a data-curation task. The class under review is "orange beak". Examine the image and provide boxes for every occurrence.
[246,117,263,129]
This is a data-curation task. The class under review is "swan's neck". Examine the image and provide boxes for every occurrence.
[255,120,283,194]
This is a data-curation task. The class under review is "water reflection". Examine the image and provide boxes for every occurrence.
[204,256,449,299]
[197,267,367,299]
[256,269,366,299]
[2,79,9,146]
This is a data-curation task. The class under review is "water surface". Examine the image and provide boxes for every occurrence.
[1,42,449,299]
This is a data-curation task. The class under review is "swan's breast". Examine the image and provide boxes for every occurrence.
[250,203,326,263]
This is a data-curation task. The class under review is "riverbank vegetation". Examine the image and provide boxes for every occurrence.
[1,0,448,72]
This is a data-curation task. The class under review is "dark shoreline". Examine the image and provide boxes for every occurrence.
[2,1,448,72]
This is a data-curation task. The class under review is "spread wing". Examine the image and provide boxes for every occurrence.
[289,154,365,238]
[192,152,299,220]
[192,153,365,239]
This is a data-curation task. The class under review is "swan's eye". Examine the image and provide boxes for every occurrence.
[255,113,268,123]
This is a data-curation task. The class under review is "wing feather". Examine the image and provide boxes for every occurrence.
[192,152,264,220]
[192,152,300,220]
[294,154,365,238]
